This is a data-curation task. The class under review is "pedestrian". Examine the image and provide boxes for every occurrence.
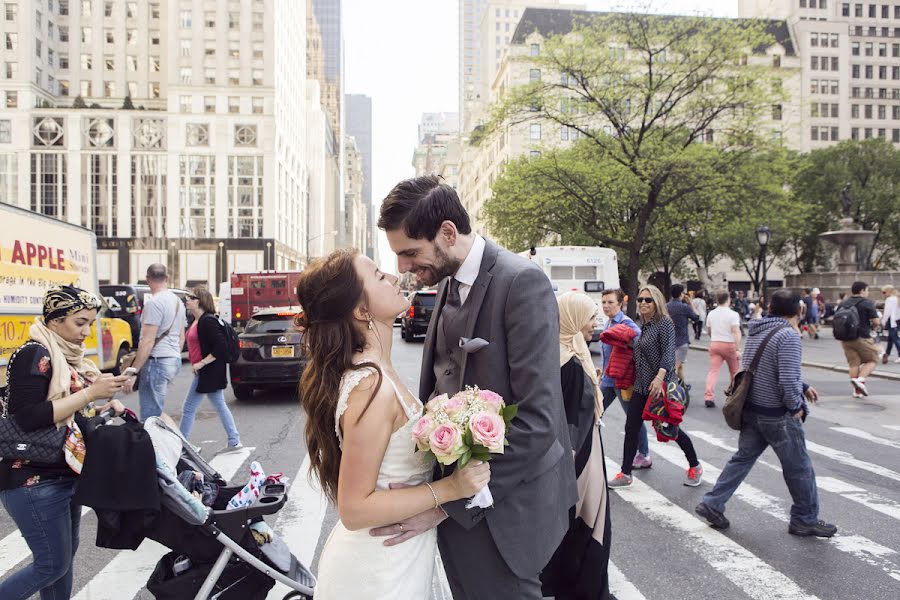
[599,289,651,469]
[802,288,820,339]
[696,289,837,538]
[609,285,702,488]
[880,285,899,364]
[692,291,708,341]
[122,264,186,419]
[179,287,243,453]
[666,284,701,382]
[837,281,881,398]
[703,291,742,409]
[0,286,126,600]
[542,292,611,600]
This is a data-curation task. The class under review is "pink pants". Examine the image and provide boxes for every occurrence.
[705,342,740,401]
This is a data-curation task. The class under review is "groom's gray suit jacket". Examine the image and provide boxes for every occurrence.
[420,239,578,579]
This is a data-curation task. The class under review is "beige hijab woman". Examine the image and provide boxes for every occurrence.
[558,291,603,420]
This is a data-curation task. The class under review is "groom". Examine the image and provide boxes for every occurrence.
[372,175,578,598]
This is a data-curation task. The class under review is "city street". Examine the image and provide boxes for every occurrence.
[1,327,899,599]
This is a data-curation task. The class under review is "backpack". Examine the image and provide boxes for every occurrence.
[832,298,863,341]
[204,314,241,363]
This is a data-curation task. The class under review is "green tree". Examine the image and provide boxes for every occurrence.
[483,9,785,313]
[792,139,900,270]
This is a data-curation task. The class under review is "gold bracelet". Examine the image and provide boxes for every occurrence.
[424,481,440,510]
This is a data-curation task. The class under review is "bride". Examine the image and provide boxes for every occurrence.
[295,248,490,599]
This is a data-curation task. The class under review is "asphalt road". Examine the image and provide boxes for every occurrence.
[1,327,899,599]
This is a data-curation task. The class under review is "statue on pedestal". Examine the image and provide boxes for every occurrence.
[840,182,853,219]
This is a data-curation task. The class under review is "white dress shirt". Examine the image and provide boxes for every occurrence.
[452,235,485,306]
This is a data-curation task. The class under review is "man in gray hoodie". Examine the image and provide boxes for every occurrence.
[695,289,836,538]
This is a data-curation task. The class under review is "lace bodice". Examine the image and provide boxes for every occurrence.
[334,367,432,489]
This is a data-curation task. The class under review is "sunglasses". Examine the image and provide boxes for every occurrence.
[636,297,655,304]
[186,295,198,301]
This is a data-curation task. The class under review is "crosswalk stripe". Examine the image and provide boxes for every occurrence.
[883,425,900,432]
[608,560,648,600]
[831,426,900,451]
[805,439,900,484]
[0,506,92,579]
[266,454,328,600]
[604,457,821,600]
[71,447,253,600]
[689,430,900,522]
[649,440,900,583]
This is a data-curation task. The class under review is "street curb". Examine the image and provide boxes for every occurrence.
[688,343,900,382]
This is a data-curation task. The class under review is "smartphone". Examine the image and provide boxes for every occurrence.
[122,367,138,376]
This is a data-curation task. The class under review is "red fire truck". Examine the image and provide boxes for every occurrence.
[229,271,303,330]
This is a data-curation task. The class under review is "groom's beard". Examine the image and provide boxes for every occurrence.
[414,243,461,287]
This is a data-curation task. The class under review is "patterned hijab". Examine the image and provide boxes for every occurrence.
[42,285,102,322]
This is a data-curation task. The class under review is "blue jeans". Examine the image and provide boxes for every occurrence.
[0,478,81,600]
[702,411,819,525]
[601,386,649,457]
[885,326,900,357]
[138,356,182,420]
[179,375,241,447]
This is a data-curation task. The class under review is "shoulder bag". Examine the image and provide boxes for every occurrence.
[722,325,788,430]
[119,294,181,388]
[0,341,68,464]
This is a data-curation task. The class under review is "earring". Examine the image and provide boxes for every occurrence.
[367,316,374,331]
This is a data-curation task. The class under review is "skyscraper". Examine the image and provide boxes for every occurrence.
[345,93,374,259]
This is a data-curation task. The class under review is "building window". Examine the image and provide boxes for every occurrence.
[772,104,783,120]
[5,3,17,21]
[180,96,191,113]
[228,97,240,113]
[127,28,136,45]
[234,125,257,147]
[228,69,239,85]
[59,80,69,96]
[205,40,215,57]
[35,39,42,59]
[150,56,160,72]
[810,32,818,47]
[204,11,214,28]
[105,29,113,44]
[150,3,159,19]
[126,55,137,71]
[30,153,67,218]
[105,56,114,70]
[880,43,887,57]
[82,153,117,236]
[35,10,41,29]
[203,67,214,84]
[126,81,136,97]
[179,155,216,238]
[227,156,263,238]
[186,124,209,146]
[5,32,16,50]
[830,34,838,48]
[132,154,167,239]
[773,54,781,68]
[4,62,17,79]
[811,126,818,141]
[879,105,886,119]
[228,12,239,29]
[180,39,191,57]
[59,0,68,15]
[80,80,92,96]
[530,43,540,57]
[252,12,263,32]
[851,127,859,140]
[852,42,859,56]
[529,124,541,140]
[149,82,160,98]
[204,96,215,113]
[34,67,42,86]
[228,42,240,59]
[180,10,192,28]
[180,67,192,84]
[103,81,114,97]
[252,97,263,114]
[82,27,91,44]
[150,30,159,45]
[529,69,541,82]
[810,56,818,70]
[831,80,839,94]
[81,54,92,70]
[252,69,263,85]
[831,57,839,71]
[865,104,873,118]
[0,120,11,143]
[529,150,541,159]
[252,42,263,60]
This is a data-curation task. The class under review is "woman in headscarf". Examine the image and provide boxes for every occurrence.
[0,285,126,600]
[541,291,611,600]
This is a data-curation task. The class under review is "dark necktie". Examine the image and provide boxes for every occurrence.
[442,278,461,337]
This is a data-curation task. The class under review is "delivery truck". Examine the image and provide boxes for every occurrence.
[1,203,132,383]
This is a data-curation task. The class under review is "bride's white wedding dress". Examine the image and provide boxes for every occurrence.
[314,366,440,599]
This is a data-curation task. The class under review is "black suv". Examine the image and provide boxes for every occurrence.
[401,290,437,342]
[99,284,192,347]
[229,306,306,400]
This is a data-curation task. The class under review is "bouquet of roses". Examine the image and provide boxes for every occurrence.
[412,387,517,509]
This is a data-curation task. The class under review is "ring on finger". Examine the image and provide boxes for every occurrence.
[399,523,404,532]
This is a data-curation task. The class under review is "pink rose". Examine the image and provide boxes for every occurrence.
[478,390,504,412]
[443,394,467,417]
[429,424,465,465]
[411,415,436,451]
[469,412,505,453]
[425,393,449,413]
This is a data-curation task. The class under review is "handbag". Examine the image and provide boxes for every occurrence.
[0,341,68,464]
[722,326,788,430]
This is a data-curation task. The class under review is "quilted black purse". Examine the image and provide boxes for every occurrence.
[0,341,67,464]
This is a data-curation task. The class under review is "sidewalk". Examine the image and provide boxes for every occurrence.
[689,326,900,382]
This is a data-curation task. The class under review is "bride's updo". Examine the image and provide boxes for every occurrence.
[295,248,382,501]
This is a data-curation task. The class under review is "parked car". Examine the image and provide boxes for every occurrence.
[401,290,437,342]
[97,298,134,374]
[99,284,193,349]
[229,306,306,401]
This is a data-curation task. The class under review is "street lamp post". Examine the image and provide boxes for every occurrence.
[756,225,771,310]
[265,242,272,270]
[218,241,225,291]
[305,230,338,265]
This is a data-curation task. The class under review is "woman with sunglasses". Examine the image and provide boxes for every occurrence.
[608,285,702,488]
[180,287,243,453]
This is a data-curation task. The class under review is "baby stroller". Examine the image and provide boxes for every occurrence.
[85,411,316,600]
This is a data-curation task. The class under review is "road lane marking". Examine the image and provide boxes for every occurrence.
[650,440,900,583]
[266,453,329,600]
[883,425,900,432]
[604,457,820,600]
[608,560,648,600]
[689,430,900,522]
[805,439,900,484]
[831,426,900,451]
[70,447,253,600]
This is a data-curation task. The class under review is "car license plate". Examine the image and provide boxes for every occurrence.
[271,345,294,358]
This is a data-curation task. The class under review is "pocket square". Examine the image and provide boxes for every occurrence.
[459,337,490,353]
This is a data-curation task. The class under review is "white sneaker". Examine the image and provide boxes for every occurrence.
[850,378,869,396]
[894,357,900,364]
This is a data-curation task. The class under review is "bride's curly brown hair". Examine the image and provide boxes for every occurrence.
[295,248,382,502]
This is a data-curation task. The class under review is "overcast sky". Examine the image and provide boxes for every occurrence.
[342,1,739,271]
